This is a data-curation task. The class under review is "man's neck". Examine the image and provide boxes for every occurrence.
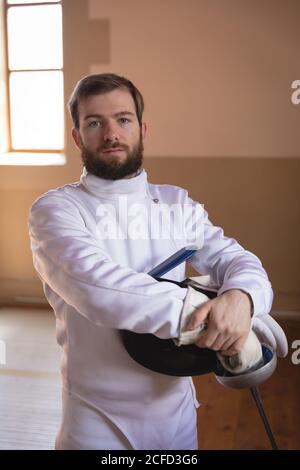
[124,168,142,179]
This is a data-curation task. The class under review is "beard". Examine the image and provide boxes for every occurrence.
[80,132,144,180]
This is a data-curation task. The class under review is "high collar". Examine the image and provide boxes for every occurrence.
[79,167,148,197]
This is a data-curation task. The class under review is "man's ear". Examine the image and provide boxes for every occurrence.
[141,122,147,141]
[71,127,82,150]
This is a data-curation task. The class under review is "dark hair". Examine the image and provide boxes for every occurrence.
[68,73,144,129]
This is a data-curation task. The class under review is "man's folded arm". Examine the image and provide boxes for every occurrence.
[185,199,273,317]
[29,195,187,338]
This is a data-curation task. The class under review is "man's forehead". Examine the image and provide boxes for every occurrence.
[79,89,136,115]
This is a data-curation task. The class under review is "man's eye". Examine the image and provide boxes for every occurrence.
[118,117,130,125]
[88,121,102,128]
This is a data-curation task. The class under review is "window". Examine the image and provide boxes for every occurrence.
[1,0,65,165]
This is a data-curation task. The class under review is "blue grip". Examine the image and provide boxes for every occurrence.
[148,245,198,277]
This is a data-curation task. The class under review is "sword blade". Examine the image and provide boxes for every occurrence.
[250,386,278,450]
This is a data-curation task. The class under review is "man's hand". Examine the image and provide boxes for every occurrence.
[185,289,252,355]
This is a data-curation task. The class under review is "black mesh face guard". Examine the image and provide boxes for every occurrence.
[120,277,220,377]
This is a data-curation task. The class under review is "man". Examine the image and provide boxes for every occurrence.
[29,73,286,450]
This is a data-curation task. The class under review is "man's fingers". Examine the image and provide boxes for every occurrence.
[218,337,237,355]
[220,335,248,356]
[185,301,211,330]
[195,329,220,349]
[208,334,234,352]
[197,330,238,351]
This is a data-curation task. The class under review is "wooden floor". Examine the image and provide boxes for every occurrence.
[0,308,299,450]
[0,308,61,450]
[194,317,300,450]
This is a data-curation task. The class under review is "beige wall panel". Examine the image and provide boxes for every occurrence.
[0,0,299,310]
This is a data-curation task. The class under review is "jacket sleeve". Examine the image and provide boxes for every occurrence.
[28,195,187,338]
[185,197,273,317]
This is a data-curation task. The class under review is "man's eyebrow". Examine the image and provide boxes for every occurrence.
[84,111,136,120]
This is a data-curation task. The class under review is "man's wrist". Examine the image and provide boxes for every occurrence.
[222,288,254,317]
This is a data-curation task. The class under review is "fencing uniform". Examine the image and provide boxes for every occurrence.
[29,168,273,449]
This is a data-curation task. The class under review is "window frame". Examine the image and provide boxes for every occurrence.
[0,0,65,164]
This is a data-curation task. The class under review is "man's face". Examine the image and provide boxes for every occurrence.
[72,88,147,180]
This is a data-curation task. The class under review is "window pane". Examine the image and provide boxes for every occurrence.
[7,1,60,4]
[10,71,64,150]
[7,5,63,70]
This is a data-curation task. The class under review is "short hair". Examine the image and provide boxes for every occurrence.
[68,73,144,129]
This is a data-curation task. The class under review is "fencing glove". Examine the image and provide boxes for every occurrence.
[176,285,286,375]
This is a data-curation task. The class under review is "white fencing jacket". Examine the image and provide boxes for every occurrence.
[29,167,274,449]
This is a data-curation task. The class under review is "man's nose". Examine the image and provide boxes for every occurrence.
[103,122,119,142]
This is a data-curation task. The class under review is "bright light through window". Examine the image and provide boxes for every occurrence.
[10,71,64,150]
[3,0,64,156]
[7,5,63,70]
[7,0,60,4]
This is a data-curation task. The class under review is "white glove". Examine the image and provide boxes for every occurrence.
[175,285,288,375]
[251,314,288,357]
[175,287,263,374]
[216,329,263,374]
[174,286,210,346]
[218,313,289,374]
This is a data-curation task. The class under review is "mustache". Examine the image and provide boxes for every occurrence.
[99,142,129,152]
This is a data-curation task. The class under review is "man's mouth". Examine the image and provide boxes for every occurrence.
[102,147,125,154]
